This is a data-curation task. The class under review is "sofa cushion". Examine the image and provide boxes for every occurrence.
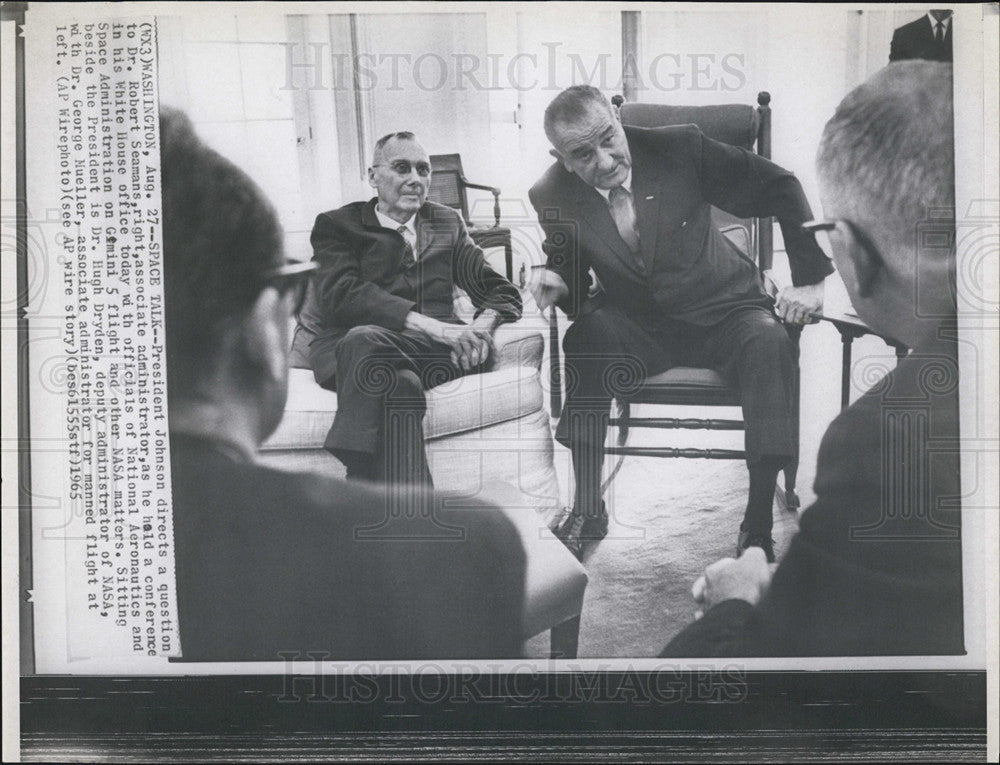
[264,365,544,451]
[424,365,543,440]
[258,407,563,528]
[427,407,561,528]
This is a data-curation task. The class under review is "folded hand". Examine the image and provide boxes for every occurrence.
[691,548,774,616]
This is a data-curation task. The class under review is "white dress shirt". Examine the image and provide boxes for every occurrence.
[375,204,418,251]
[926,12,952,37]
[594,168,634,202]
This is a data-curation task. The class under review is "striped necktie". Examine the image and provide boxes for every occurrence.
[608,185,642,261]
[397,225,415,265]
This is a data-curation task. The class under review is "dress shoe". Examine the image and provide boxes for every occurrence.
[737,529,776,563]
[555,502,609,560]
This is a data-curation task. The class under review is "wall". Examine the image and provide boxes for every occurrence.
[157,9,314,258]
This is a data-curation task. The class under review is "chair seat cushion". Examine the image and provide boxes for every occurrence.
[264,366,544,450]
[632,366,740,406]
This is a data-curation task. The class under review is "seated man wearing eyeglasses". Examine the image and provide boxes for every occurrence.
[162,109,526,660]
[295,132,522,486]
[662,61,963,656]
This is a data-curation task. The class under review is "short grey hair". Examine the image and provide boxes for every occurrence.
[816,62,954,255]
[543,85,614,146]
[372,131,418,164]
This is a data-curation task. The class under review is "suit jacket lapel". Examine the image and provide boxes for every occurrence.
[415,203,446,260]
[629,131,669,275]
[628,128,699,274]
[631,155,660,275]
[571,175,644,277]
[362,198,425,267]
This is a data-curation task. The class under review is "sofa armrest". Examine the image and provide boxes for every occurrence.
[476,482,588,641]
[489,320,544,372]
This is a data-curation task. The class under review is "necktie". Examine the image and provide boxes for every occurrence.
[934,21,944,43]
[608,185,642,257]
[397,225,415,265]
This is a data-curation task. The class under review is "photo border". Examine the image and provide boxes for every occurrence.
[5,1,997,760]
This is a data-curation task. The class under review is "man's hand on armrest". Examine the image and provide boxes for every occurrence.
[773,279,825,326]
[528,268,569,311]
[404,310,492,373]
[691,548,774,618]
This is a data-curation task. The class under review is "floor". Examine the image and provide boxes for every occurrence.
[519,272,898,658]
[523,408,803,658]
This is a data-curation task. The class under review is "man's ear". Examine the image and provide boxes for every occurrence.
[549,148,573,174]
[838,223,883,300]
[241,286,288,387]
[367,166,378,189]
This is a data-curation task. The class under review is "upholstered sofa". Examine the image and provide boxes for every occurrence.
[260,319,563,528]
[258,314,588,657]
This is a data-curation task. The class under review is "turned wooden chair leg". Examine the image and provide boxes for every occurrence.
[550,615,581,660]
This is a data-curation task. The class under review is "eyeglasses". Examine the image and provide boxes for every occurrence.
[803,218,895,288]
[801,219,837,234]
[373,160,432,178]
[802,218,846,260]
[259,260,318,317]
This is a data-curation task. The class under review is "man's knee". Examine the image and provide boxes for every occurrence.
[336,327,400,382]
[387,368,426,401]
[340,324,396,354]
[745,316,795,355]
[563,308,625,355]
[732,316,797,383]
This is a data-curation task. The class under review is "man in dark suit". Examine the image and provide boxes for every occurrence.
[662,61,963,656]
[890,10,953,62]
[529,85,833,559]
[161,109,526,660]
[295,131,521,488]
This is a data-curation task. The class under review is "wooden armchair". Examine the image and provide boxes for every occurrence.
[550,92,803,511]
[428,153,513,279]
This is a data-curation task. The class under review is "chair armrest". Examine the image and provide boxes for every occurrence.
[460,178,501,196]
[489,321,544,372]
[460,176,502,227]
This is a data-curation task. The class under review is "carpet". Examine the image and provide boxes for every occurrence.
[524,405,803,658]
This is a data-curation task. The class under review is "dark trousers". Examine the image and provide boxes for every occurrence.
[557,305,798,535]
[321,325,462,488]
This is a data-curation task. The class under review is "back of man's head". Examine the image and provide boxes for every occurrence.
[817,61,954,258]
[160,107,285,400]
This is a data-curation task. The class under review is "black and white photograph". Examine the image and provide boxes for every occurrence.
[2,1,997,760]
